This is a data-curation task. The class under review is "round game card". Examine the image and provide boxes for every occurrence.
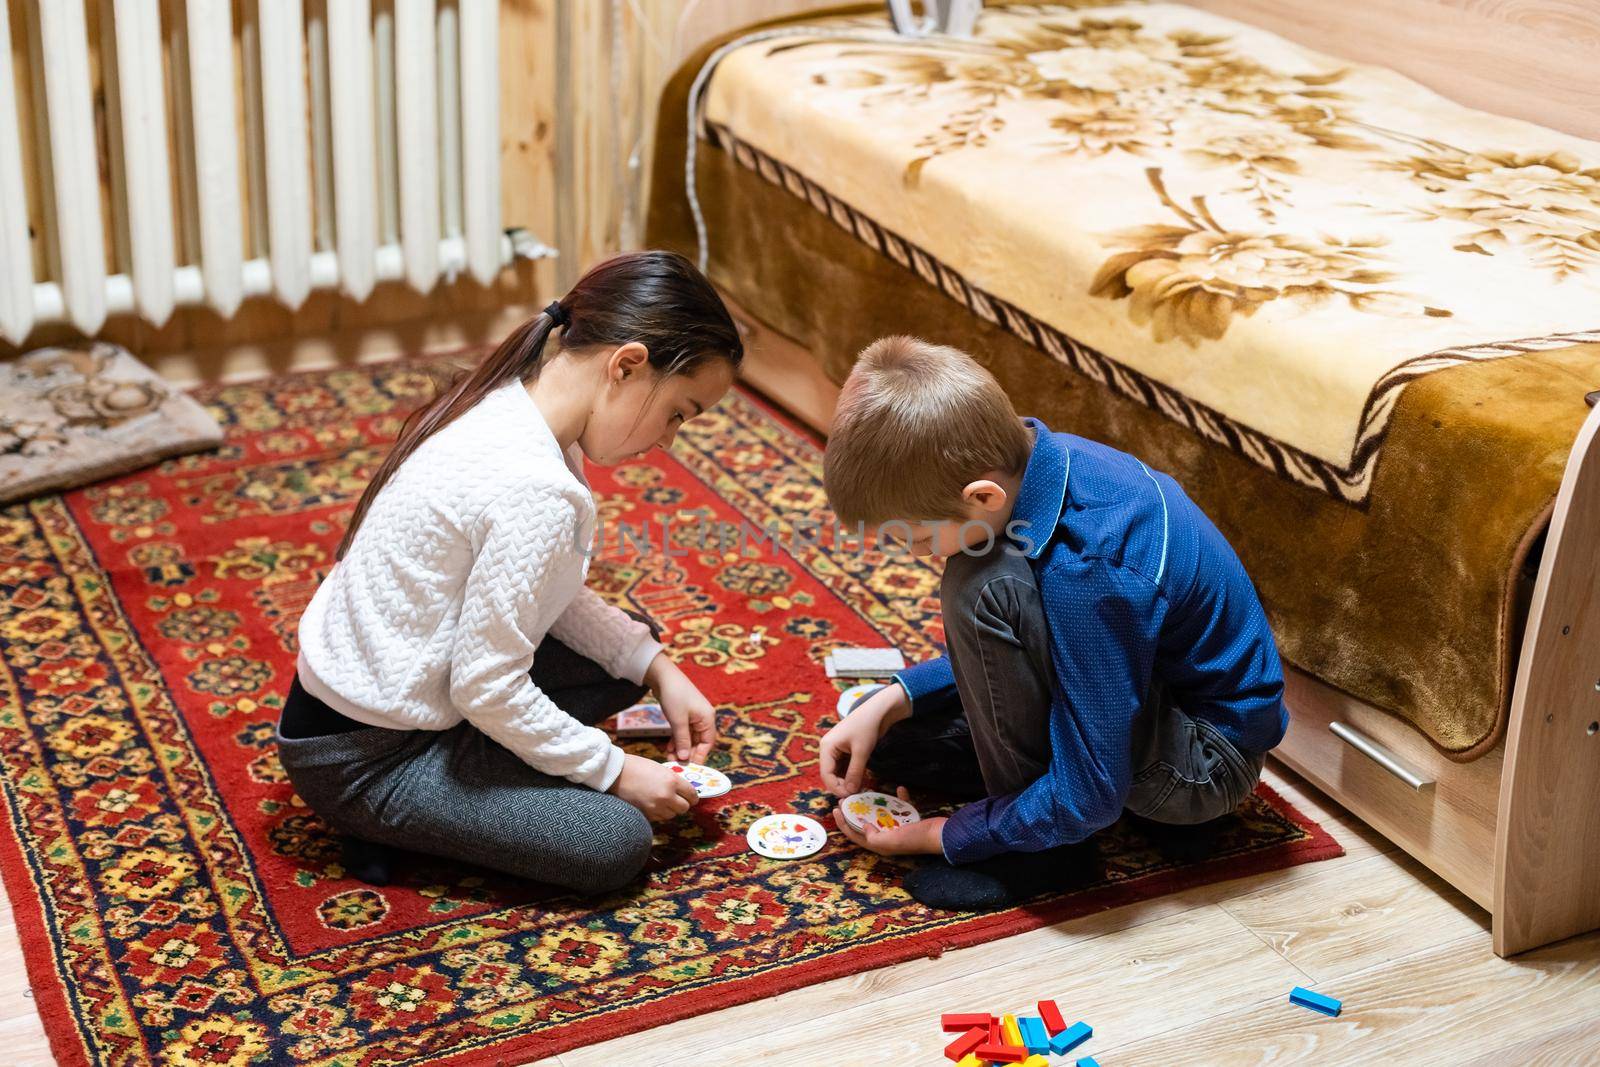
[836,683,883,719]
[747,814,828,859]
[840,791,921,833]
[663,761,731,799]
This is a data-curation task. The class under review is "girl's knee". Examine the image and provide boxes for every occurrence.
[580,801,654,895]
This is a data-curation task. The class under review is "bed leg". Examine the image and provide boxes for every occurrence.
[1494,400,1600,957]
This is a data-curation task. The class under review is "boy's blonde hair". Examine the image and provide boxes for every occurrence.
[824,336,1032,526]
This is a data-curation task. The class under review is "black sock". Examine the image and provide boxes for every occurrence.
[1127,813,1232,865]
[341,836,395,887]
[904,841,1098,911]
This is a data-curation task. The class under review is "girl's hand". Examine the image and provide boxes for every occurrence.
[833,787,947,855]
[818,683,911,797]
[609,752,698,822]
[645,653,717,763]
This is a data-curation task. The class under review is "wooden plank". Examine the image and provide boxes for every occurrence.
[1221,850,1486,983]
[564,905,1307,1067]
[497,0,557,301]
[1464,1015,1600,1066]
[0,0,34,344]
[1104,929,1600,1063]
[1494,400,1600,955]
[112,0,177,325]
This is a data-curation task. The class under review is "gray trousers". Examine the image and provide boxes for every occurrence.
[276,625,657,896]
[871,541,1263,826]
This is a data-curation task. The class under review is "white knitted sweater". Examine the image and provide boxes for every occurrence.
[296,380,662,791]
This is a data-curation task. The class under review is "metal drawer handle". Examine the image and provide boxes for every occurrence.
[1329,722,1435,791]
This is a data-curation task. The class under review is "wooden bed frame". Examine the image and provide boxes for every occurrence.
[674,0,1600,957]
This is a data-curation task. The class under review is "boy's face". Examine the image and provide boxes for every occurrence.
[889,474,1019,559]
[891,520,979,559]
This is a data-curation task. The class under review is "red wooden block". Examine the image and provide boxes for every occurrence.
[973,1043,1028,1064]
[1038,999,1067,1034]
[944,1025,988,1061]
[942,1013,996,1032]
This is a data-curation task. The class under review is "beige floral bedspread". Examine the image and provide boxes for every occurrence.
[698,1,1600,501]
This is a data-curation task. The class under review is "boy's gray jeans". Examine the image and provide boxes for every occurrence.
[869,540,1264,826]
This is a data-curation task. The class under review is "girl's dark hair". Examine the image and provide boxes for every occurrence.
[335,250,742,560]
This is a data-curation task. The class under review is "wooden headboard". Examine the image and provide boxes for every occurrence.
[674,0,1600,143]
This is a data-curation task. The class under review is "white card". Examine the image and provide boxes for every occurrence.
[747,814,828,859]
[836,683,883,718]
[828,647,906,677]
[663,760,731,799]
[840,790,921,832]
[616,702,672,738]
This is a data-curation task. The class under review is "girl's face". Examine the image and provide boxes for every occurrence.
[580,342,736,465]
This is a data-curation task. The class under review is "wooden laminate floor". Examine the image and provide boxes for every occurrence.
[3,761,1596,1066]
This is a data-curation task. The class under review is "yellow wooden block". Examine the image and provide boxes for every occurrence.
[955,1055,986,1067]
[1020,1057,1050,1067]
[1002,1013,1024,1047]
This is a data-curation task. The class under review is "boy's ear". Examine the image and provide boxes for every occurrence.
[962,478,1009,513]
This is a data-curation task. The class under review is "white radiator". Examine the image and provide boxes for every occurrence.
[0,0,550,345]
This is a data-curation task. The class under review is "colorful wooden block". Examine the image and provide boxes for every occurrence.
[1076,1058,1102,1067]
[945,1025,988,1062]
[955,1056,987,1067]
[1017,1016,1052,1054]
[1001,1014,1024,1047]
[973,1042,1028,1064]
[944,1012,996,1032]
[1290,986,1343,1017]
[1020,1057,1050,1067]
[1049,1021,1093,1055]
[1038,999,1067,1034]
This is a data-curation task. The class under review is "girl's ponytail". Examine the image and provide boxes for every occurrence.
[334,250,741,562]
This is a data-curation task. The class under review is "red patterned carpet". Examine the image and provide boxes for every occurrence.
[0,356,1340,1066]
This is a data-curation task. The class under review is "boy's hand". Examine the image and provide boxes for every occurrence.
[645,653,717,763]
[833,788,947,855]
[609,753,699,822]
[818,683,911,797]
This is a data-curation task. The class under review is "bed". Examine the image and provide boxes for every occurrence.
[647,0,1600,956]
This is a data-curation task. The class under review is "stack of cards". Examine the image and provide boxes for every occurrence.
[615,701,673,738]
[747,814,828,859]
[840,790,921,832]
[824,646,906,679]
[663,760,731,798]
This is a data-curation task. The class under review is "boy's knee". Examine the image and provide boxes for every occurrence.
[941,540,1031,615]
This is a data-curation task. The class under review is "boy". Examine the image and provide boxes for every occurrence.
[818,337,1287,910]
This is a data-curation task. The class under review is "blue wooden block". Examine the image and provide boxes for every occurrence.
[1050,1021,1092,1055]
[1076,1058,1102,1067]
[1017,1016,1051,1054]
[1289,986,1343,1017]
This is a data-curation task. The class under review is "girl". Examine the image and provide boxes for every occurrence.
[276,251,743,895]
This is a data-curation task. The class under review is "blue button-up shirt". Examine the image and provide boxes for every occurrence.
[896,419,1287,865]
